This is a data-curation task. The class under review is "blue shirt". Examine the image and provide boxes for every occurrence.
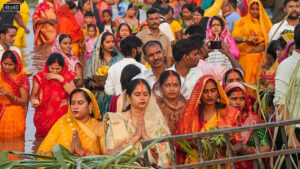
[225,12,241,33]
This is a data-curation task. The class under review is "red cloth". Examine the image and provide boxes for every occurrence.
[33,62,74,137]
[56,4,83,42]
[109,95,120,112]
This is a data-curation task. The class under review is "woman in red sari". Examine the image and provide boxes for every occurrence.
[33,0,61,46]
[30,53,75,138]
[225,82,270,169]
[0,50,29,138]
[176,74,242,166]
[56,1,83,57]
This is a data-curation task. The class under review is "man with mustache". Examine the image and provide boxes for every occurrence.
[269,0,300,40]
[0,25,21,61]
[137,8,173,68]
[104,36,146,96]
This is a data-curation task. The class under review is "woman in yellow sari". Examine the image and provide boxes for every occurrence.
[176,75,242,167]
[232,0,272,84]
[37,88,105,156]
[104,79,173,167]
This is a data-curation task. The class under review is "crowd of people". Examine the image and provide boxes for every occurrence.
[1,0,300,168]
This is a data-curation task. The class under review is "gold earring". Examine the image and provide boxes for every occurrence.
[90,109,92,114]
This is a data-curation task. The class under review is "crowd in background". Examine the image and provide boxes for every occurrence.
[1,0,300,168]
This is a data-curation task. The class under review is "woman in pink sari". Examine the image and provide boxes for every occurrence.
[51,34,83,87]
[206,15,240,59]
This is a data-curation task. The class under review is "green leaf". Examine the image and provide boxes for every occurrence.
[177,140,199,161]
[51,145,68,169]
[128,136,167,164]
[0,151,8,164]
[0,161,20,169]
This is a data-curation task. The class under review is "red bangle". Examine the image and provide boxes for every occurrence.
[82,150,87,156]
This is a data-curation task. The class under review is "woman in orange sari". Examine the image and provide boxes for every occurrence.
[232,0,272,84]
[33,0,61,46]
[57,1,83,57]
[30,53,75,138]
[176,74,242,166]
[0,50,29,138]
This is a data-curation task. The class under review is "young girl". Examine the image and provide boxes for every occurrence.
[99,9,113,34]
[84,24,98,64]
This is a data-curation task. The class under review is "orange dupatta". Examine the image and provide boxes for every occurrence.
[0,50,30,137]
[231,0,272,56]
[56,4,83,43]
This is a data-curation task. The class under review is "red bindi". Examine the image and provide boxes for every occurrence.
[139,80,144,96]
[232,70,236,82]
[170,71,174,88]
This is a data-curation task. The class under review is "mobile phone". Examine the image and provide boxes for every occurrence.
[210,40,221,49]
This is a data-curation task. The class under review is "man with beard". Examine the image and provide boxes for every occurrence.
[269,0,300,40]
[137,8,173,67]
[104,36,146,96]
[0,25,21,61]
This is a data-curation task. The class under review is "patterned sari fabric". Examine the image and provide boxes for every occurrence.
[37,88,105,156]
[232,0,272,84]
[176,75,242,165]
[56,4,83,57]
[33,62,74,138]
[51,34,81,75]
[0,50,30,138]
[225,82,270,169]
[33,0,60,46]
[152,82,186,135]
[104,93,173,167]
[206,17,240,59]
[84,33,123,116]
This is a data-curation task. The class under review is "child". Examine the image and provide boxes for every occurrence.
[84,24,98,64]
[82,11,94,37]
[99,9,114,34]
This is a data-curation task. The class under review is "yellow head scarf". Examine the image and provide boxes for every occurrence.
[78,88,101,120]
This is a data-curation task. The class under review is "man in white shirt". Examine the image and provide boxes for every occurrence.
[0,25,21,60]
[133,40,165,89]
[274,24,300,157]
[168,38,204,99]
[268,0,300,40]
[105,36,146,96]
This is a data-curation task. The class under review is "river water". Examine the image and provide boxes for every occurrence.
[0,5,51,160]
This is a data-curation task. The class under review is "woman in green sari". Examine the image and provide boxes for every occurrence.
[84,32,123,116]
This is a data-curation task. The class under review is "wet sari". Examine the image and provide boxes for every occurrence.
[0,50,29,138]
[37,88,105,156]
[33,0,60,46]
[33,61,75,138]
[51,34,82,75]
[56,4,83,57]
[84,33,123,116]
[232,0,272,84]
[176,75,242,166]
[225,82,270,169]
[104,92,173,167]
